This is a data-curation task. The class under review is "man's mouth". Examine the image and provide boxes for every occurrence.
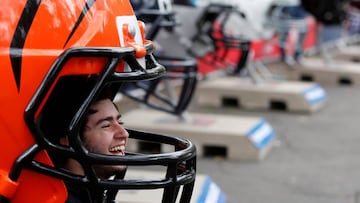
[109,145,125,155]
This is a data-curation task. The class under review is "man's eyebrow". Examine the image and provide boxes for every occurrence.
[95,114,122,126]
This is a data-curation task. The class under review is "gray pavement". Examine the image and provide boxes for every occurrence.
[150,6,360,203]
[189,84,360,203]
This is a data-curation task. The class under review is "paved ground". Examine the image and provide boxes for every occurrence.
[189,83,360,203]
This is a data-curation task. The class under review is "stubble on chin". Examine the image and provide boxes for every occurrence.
[93,165,128,179]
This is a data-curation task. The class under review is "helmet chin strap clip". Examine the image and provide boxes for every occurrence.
[122,22,147,58]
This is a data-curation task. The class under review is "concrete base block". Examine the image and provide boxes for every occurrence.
[268,58,360,86]
[117,170,226,203]
[123,109,276,160]
[195,77,327,113]
[335,46,360,62]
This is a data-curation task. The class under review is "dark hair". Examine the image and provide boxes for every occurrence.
[39,75,115,167]
[79,86,115,135]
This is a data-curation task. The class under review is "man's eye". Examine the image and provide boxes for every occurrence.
[101,123,111,128]
[118,120,124,125]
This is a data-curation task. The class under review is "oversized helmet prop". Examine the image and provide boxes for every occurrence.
[121,0,198,116]
[187,3,252,75]
[0,1,196,203]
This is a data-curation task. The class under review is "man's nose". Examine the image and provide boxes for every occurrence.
[114,123,129,138]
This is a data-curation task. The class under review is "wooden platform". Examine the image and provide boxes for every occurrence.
[268,58,360,86]
[122,109,276,160]
[194,77,327,113]
[117,170,226,203]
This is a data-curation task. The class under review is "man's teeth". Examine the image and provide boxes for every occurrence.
[109,145,125,152]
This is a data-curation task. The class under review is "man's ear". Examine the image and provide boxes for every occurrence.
[60,136,69,146]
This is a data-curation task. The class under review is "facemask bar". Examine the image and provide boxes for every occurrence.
[120,57,197,116]
[122,0,198,116]
[133,5,178,40]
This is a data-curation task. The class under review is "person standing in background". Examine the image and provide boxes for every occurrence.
[269,0,309,67]
[301,0,348,63]
[302,0,347,43]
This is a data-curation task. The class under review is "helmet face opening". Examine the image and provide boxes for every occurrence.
[0,1,196,202]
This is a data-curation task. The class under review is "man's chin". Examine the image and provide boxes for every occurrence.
[114,165,127,174]
[94,165,127,179]
[113,166,127,179]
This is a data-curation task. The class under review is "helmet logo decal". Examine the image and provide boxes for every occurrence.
[63,0,96,48]
[9,0,41,92]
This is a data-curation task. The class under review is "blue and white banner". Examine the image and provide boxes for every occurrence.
[302,84,328,105]
[197,176,227,203]
[247,119,276,150]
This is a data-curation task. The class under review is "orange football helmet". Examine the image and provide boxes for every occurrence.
[0,0,196,202]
